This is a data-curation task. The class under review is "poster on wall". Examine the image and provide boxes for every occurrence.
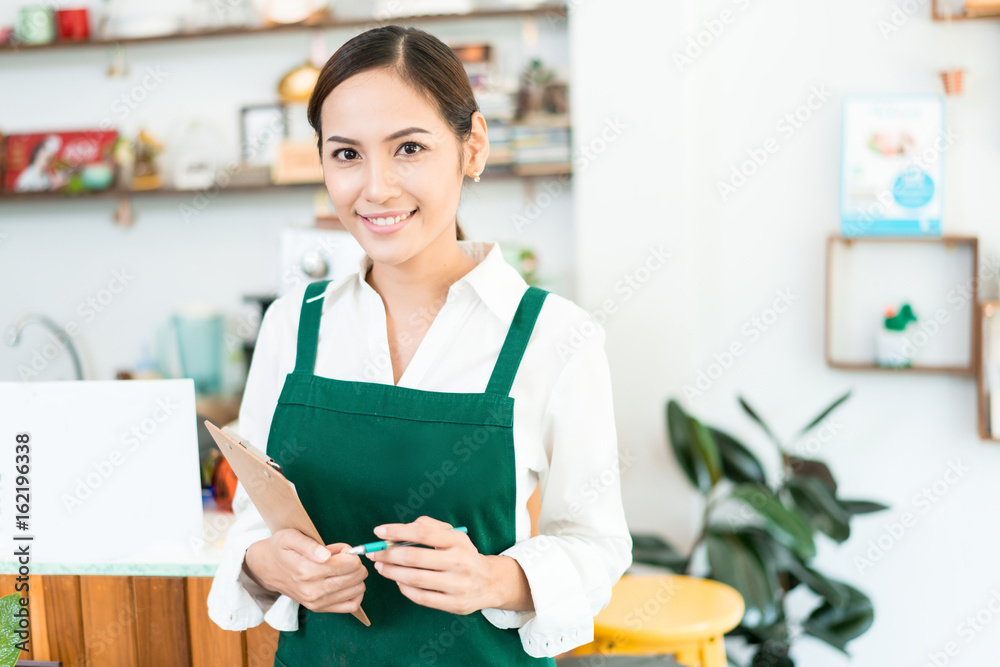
[840,95,945,237]
[1,130,118,194]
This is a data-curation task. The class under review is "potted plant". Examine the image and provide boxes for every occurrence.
[631,391,887,666]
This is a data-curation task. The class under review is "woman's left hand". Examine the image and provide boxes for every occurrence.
[367,515,502,615]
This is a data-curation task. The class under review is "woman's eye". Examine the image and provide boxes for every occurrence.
[332,148,358,161]
[398,142,424,156]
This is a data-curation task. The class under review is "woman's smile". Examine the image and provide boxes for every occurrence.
[360,208,417,235]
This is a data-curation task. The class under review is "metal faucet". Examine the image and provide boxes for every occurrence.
[5,313,85,380]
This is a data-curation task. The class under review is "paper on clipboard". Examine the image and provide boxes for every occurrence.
[204,420,371,627]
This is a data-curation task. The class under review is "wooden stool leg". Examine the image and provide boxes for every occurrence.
[701,634,727,667]
[675,645,701,667]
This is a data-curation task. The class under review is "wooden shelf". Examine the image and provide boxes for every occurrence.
[824,234,979,376]
[932,0,1000,19]
[0,181,322,203]
[0,4,568,54]
[0,163,572,206]
[978,301,1000,442]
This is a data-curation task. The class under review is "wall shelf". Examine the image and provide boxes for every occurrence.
[0,162,571,205]
[978,301,1000,442]
[825,235,979,375]
[0,4,568,54]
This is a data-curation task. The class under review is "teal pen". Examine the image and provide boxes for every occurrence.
[347,526,468,555]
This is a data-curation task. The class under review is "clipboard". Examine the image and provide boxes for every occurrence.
[204,420,371,627]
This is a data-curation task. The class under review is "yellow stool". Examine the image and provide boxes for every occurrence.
[568,574,745,667]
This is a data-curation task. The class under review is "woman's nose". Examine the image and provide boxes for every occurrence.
[362,156,401,203]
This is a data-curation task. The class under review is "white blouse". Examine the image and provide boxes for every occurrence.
[206,239,632,659]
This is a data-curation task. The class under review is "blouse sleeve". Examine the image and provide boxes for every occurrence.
[480,322,633,658]
[206,303,302,632]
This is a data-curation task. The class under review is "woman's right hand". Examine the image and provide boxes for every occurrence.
[243,529,368,614]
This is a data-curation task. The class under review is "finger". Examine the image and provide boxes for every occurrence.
[374,559,455,594]
[373,518,463,549]
[277,529,330,564]
[367,544,451,572]
[325,542,353,555]
[396,581,456,613]
[326,590,365,614]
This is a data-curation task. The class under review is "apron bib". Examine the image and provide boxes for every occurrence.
[266,279,558,667]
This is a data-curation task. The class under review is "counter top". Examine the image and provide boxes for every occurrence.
[0,501,237,578]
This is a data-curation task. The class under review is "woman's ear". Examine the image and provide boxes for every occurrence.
[464,111,490,178]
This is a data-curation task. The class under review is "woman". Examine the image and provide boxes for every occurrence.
[207,25,631,666]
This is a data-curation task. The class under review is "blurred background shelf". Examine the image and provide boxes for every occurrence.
[979,301,1000,442]
[824,235,979,375]
[0,3,569,54]
[0,163,573,205]
[932,0,1000,19]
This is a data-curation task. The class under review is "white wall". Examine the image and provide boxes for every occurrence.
[570,0,1000,664]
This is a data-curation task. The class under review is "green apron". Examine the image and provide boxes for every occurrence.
[266,278,559,667]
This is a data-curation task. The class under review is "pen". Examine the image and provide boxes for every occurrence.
[347,526,468,555]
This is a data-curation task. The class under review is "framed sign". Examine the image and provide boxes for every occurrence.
[239,104,287,167]
[841,95,946,237]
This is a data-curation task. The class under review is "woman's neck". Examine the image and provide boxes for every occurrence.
[365,235,479,313]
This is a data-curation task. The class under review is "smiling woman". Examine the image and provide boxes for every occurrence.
[206,24,632,667]
[308,25,486,245]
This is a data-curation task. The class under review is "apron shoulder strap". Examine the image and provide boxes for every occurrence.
[485,285,549,397]
[294,279,332,374]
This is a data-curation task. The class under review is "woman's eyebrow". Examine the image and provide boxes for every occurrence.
[325,127,431,146]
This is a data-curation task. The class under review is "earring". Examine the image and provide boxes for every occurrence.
[473,171,481,183]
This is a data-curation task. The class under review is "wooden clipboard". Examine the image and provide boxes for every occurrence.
[204,420,371,627]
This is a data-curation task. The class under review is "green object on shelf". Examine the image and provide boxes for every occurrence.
[885,303,917,331]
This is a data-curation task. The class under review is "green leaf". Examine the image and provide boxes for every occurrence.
[689,417,723,487]
[738,396,782,450]
[797,390,851,437]
[629,533,688,572]
[751,641,794,667]
[787,474,851,543]
[706,530,780,629]
[0,593,25,666]
[839,499,889,515]
[803,582,875,654]
[666,400,704,491]
[786,562,850,608]
[785,456,837,493]
[712,427,767,484]
[731,484,817,561]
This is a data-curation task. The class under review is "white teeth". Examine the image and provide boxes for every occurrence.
[366,211,413,226]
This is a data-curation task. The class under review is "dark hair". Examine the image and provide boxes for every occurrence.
[307,25,480,241]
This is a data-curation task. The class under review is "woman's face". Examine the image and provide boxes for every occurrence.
[319,68,470,269]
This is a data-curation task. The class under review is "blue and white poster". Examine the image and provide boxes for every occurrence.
[841,95,946,237]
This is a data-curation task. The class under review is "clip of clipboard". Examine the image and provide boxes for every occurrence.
[204,420,372,627]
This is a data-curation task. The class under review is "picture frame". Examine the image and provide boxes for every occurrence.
[239,103,288,168]
[840,95,946,237]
